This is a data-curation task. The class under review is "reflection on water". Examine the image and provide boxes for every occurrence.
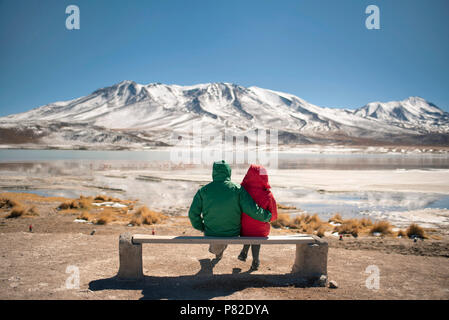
[279,153,449,170]
[1,149,449,170]
[277,188,449,219]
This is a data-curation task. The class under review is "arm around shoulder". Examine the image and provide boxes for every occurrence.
[239,187,272,222]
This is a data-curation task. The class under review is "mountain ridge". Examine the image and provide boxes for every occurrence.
[1,81,448,149]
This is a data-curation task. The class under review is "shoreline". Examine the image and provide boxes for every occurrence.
[1,144,449,154]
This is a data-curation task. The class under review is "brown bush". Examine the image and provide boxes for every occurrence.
[77,211,93,221]
[94,195,109,202]
[272,213,328,234]
[96,213,114,225]
[370,221,393,235]
[58,196,93,211]
[129,206,166,226]
[94,195,123,203]
[26,206,39,216]
[360,218,373,227]
[96,206,129,225]
[7,206,26,218]
[58,201,72,210]
[406,223,427,239]
[271,213,293,228]
[309,215,324,230]
[316,225,327,238]
[0,198,20,209]
[6,205,39,218]
[334,219,360,237]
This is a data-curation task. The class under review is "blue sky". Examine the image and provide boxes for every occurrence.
[0,0,448,116]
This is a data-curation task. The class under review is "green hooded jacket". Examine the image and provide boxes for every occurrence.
[188,160,272,237]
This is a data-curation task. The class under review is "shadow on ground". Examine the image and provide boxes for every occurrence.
[89,258,315,300]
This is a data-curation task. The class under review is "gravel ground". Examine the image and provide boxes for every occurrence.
[0,210,448,300]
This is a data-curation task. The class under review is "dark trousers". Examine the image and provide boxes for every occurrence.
[240,244,261,261]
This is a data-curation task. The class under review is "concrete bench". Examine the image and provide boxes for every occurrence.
[117,233,328,284]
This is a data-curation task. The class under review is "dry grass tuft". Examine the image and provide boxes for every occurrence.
[329,213,343,224]
[406,223,427,239]
[77,211,93,221]
[129,206,166,226]
[94,195,125,203]
[397,229,407,237]
[1,195,38,218]
[26,206,39,216]
[75,209,119,225]
[369,221,393,235]
[7,206,27,218]
[359,218,373,228]
[96,212,114,225]
[272,213,330,235]
[0,197,21,209]
[58,196,93,211]
[316,225,327,238]
[94,195,109,202]
[334,219,360,237]
[294,214,325,232]
[6,205,39,218]
[271,213,294,228]
[270,212,404,239]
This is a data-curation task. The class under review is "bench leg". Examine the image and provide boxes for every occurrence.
[292,239,328,285]
[117,232,144,280]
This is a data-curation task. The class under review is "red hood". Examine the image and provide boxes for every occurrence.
[241,164,271,190]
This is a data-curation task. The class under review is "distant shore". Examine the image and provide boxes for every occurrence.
[1,144,449,154]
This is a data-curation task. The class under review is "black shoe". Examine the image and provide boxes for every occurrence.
[238,253,247,262]
[250,260,260,271]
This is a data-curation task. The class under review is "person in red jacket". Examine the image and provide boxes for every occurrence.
[238,164,278,270]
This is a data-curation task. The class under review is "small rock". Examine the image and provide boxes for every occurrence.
[316,275,327,287]
[90,230,96,235]
[329,280,338,289]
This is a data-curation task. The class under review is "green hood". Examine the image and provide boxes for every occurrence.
[212,160,231,181]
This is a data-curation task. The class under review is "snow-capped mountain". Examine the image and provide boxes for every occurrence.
[0,81,448,148]
[354,97,449,133]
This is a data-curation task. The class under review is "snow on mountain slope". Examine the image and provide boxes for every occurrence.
[354,97,449,133]
[1,81,448,148]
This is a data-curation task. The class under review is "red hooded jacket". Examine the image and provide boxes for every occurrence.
[240,165,278,237]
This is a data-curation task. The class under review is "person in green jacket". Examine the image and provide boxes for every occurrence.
[188,160,272,260]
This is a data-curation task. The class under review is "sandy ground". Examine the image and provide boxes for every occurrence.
[0,197,448,300]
